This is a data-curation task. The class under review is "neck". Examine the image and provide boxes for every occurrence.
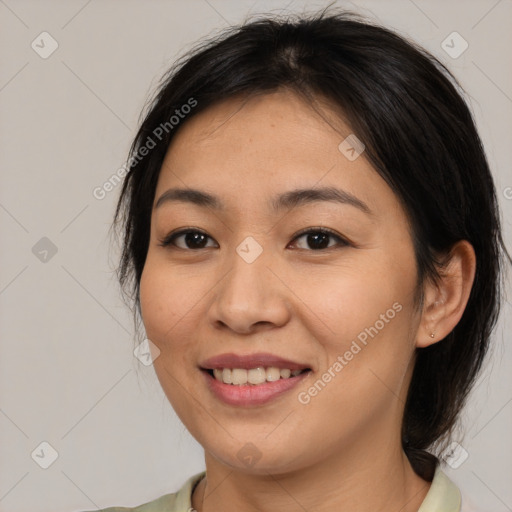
[192,431,431,512]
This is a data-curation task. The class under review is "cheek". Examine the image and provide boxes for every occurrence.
[139,263,167,339]
[139,259,200,409]
[139,255,194,336]
[139,258,191,357]
[299,282,416,439]
[311,254,414,335]
[309,248,419,387]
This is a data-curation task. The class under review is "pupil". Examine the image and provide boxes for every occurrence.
[187,232,207,249]
[308,232,329,249]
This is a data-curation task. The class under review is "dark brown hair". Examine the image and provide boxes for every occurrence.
[112,7,511,481]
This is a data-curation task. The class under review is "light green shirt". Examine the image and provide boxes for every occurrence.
[86,465,461,512]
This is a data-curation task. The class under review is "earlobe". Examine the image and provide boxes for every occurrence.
[416,240,476,348]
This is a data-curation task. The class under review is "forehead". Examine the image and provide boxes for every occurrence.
[166,90,350,162]
[155,90,403,221]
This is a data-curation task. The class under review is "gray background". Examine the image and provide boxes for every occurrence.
[0,0,510,511]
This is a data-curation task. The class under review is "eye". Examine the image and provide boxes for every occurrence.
[158,229,217,250]
[158,227,350,251]
[289,227,350,251]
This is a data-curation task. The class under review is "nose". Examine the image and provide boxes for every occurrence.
[207,243,291,334]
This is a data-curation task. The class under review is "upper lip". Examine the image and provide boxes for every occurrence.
[199,352,311,371]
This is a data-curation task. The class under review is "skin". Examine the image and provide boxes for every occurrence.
[139,89,476,512]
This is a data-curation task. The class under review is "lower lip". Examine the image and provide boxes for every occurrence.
[202,370,311,407]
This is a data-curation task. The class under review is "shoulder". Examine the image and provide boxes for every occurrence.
[78,471,205,512]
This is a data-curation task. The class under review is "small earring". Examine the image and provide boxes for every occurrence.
[430,333,435,338]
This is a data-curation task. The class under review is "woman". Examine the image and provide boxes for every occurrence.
[88,7,510,512]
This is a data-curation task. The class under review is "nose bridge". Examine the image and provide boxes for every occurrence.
[223,235,270,309]
[210,235,289,332]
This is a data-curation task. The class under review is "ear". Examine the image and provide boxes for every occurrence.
[416,240,476,348]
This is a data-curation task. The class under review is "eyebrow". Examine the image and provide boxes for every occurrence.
[154,186,373,216]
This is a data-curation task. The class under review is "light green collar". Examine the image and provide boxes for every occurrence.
[417,465,461,512]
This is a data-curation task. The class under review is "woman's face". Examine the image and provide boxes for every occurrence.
[140,90,424,474]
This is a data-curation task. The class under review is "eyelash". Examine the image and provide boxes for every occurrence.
[158,227,351,251]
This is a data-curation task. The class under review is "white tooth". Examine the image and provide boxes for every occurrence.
[266,367,281,382]
[231,368,248,385]
[217,367,301,384]
[248,367,266,385]
[222,368,233,384]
